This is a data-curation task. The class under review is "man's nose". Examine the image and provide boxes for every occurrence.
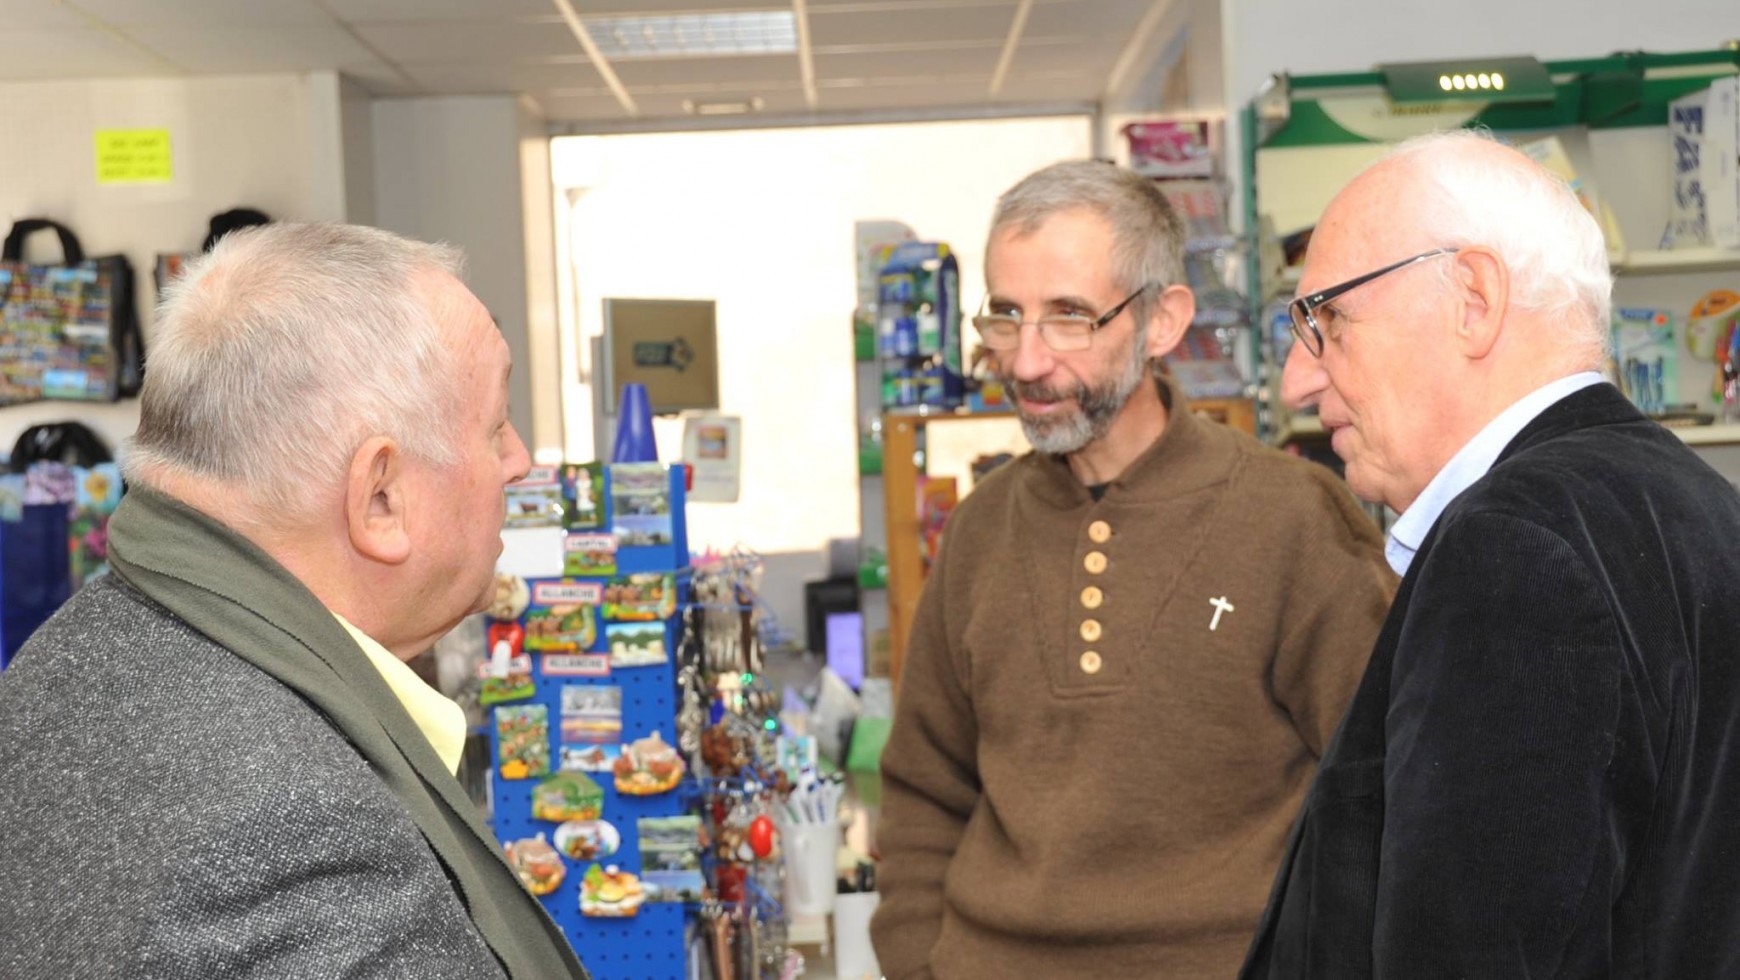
[1279,340,1328,411]
[1007,323,1056,383]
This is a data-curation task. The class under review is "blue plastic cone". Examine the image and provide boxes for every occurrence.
[611,382,659,462]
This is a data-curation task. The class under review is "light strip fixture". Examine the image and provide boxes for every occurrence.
[550,0,638,116]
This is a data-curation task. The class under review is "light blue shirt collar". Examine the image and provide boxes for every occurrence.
[1385,372,1606,576]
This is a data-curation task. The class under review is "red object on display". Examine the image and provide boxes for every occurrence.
[748,815,775,858]
[715,863,747,903]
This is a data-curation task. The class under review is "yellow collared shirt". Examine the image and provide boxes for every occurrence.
[333,613,468,776]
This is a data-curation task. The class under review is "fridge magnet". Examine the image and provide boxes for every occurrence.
[478,653,535,706]
[553,819,621,861]
[560,685,623,746]
[542,653,611,678]
[638,815,706,903]
[613,730,686,796]
[609,462,673,547]
[580,864,644,918]
[559,743,622,773]
[503,834,566,896]
[601,572,676,622]
[532,770,604,822]
[561,462,605,530]
[494,704,550,780]
[564,532,618,578]
[503,465,566,529]
[607,621,668,668]
[487,573,531,621]
[525,581,601,652]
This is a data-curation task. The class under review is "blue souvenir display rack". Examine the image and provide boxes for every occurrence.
[489,463,692,980]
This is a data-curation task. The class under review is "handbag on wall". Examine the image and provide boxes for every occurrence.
[0,218,144,407]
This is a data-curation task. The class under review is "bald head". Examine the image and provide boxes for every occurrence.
[1324,129,1613,371]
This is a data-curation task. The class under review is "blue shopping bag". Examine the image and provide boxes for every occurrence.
[0,504,71,669]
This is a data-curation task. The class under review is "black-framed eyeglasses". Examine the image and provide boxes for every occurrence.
[1288,248,1459,357]
[971,284,1154,353]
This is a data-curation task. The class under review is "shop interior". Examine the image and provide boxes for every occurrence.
[1,1,1738,977]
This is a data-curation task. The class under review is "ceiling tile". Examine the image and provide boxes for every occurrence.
[612,54,799,89]
[807,5,1012,47]
[401,58,598,95]
[534,92,636,124]
[340,62,423,95]
[71,0,333,27]
[1022,0,1150,37]
[814,44,1000,80]
[0,27,179,77]
[322,0,558,21]
[814,78,996,111]
[0,0,97,28]
[126,26,381,72]
[350,18,578,62]
[995,68,1099,102]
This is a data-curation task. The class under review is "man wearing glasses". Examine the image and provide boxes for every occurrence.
[871,159,1395,978]
[1241,130,1740,978]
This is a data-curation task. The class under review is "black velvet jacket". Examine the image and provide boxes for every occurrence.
[1242,383,1740,978]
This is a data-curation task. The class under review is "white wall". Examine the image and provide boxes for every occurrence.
[372,94,560,456]
[552,116,1093,629]
[0,72,349,460]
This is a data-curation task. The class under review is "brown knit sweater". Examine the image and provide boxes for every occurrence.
[870,384,1395,979]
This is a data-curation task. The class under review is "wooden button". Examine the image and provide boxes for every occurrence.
[1083,551,1108,574]
[1080,586,1103,610]
[1088,520,1112,543]
[1079,650,1102,674]
[1080,619,1102,643]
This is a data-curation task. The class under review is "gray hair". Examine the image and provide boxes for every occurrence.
[989,159,1186,325]
[124,223,468,524]
[1381,129,1613,370]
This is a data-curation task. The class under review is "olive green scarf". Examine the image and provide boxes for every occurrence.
[107,487,588,980]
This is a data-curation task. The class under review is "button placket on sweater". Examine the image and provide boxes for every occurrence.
[1074,516,1113,681]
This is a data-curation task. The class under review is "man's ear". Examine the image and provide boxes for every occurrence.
[1144,284,1197,361]
[346,436,411,565]
[1452,246,1508,360]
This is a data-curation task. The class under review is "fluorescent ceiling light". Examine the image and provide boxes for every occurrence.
[582,11,797,59]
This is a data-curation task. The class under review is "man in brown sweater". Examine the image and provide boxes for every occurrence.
[869,160,1395,978]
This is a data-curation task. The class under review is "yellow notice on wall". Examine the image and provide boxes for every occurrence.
[94,129,173,184]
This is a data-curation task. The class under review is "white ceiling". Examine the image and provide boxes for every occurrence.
[0,0,1178,128]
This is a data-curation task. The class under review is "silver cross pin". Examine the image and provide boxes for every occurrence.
[1209,596,1235,631]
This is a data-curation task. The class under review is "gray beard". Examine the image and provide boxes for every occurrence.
[1007,338,1150,455]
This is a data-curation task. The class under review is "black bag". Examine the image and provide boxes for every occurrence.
[0,218,144,407]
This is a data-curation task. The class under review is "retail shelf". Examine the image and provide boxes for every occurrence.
[1672,422,1740,446]
[1614,248,1740,275]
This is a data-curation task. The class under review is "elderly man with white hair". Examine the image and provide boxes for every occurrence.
[1240,129,1740,978]
[0,224,589,980]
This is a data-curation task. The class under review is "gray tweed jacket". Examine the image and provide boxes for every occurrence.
[0,576,510,979]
